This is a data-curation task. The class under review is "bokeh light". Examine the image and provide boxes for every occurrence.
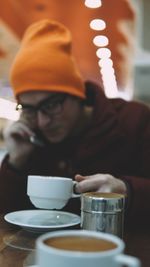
[96,48,111,59]
[93,35,109,47]
[84,0,102,8]
[90,19,106,31]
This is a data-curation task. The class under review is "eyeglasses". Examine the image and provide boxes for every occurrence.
[16,93,67,120]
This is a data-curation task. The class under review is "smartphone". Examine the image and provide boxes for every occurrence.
[29,134,45,147]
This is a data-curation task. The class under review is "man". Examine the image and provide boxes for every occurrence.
[0,19,150,228]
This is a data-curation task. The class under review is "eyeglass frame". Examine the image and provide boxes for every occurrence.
[16,93,68,120]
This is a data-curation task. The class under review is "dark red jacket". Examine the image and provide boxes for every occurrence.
[0,81,150,228]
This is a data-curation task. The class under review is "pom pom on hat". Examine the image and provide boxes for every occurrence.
[10,19,85,99]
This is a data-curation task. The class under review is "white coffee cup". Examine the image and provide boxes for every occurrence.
[27,175,80,209]
[36,230,141,267]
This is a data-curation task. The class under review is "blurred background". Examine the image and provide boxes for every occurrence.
[0,0,150,153]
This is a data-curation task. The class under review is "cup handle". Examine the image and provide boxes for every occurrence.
[115,254,141,267]
[72,181,81,198]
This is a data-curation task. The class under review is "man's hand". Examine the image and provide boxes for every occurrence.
[75,173,127,195]
[3,120,36,170]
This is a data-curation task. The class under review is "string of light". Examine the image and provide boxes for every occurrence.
[84,0,118,98]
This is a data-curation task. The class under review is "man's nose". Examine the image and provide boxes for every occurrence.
[37,110,52,127]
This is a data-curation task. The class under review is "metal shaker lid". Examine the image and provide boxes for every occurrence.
[81,192,125,213]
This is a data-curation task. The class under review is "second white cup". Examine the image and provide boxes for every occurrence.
[36,230,141,267]
[27,175,80,210]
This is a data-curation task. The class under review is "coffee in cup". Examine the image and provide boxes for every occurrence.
[44,235,117,252]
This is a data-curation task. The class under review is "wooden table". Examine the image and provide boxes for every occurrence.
[0,213,150,267]
[0,214,36,266]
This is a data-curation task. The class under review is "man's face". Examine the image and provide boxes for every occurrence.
[18,91,82,143]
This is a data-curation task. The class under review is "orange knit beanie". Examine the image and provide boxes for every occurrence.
[10,19,85,99]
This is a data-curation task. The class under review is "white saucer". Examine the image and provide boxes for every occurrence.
[4,210,80,233]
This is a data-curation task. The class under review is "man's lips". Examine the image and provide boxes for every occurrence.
[43,125,62,135]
